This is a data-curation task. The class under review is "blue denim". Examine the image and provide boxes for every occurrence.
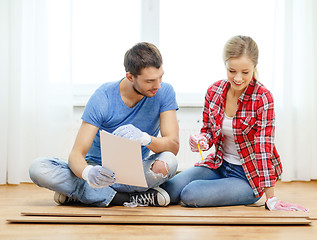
[29,151,177,207]
[161,160,261,207]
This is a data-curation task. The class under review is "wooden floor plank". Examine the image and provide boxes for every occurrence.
[1,182,317,240]
[7,215,312,225]
[20,209,309,218]
[20,205,309,219]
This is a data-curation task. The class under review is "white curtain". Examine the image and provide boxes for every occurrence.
[0,0,73,184]
[274,0,317,181]
[1,0,316,184]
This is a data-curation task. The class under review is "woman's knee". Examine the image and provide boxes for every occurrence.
[180,179,260,207]
[180,182,202,207]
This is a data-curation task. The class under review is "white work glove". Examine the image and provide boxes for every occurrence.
[112,124,152,146]
[265,197,309,212]
[82,165,116,188]
[189,134,209,152]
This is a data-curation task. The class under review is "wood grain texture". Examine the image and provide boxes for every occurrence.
[20,205,309,218]
[1,182,317,240]
[7,215,311,225]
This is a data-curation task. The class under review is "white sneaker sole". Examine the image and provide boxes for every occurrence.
[54,192,67,204]
[153,187,170,206]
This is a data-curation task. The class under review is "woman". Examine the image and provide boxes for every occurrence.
[162,35,308,211]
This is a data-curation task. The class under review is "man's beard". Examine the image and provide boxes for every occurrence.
[132,85,146,97]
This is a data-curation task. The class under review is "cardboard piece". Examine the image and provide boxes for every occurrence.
[100,130,147,187]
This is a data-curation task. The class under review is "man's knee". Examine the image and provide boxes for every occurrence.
[29,157,65,187]
[151,160,169,176]
[29,157,47,180]
[151,152,178,177]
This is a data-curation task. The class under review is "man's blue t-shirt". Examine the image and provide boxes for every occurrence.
[81,79,178,165]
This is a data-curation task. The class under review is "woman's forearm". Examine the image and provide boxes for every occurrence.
[264,187,275,200]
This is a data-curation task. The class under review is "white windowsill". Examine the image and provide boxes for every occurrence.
[72,84,205,108]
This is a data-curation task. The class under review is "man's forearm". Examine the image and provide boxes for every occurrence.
[147,136,179,155]
[68,151,89,179]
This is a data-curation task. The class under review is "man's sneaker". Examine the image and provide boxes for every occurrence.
[128,187,170,207]
[54,192,77,205]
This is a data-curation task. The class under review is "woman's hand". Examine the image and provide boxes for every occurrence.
[189,134,209,152]
[265,197,309,212]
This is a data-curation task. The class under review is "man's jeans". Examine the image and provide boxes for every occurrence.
[29,151,177,207]
[161,160,261,207]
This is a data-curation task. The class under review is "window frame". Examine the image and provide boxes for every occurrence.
[72,0,277,108]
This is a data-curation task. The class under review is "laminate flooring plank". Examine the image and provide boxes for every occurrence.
[2,182,317,240]
[20,211,309,219]
[20,205,309,219]
[7,215,311,225]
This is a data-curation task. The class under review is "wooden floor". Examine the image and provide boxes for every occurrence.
[1,181,316,240]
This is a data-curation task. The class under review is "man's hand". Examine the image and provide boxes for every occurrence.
[82,165,116,188]
[113,124,152,146]
[265,197,309,212]
[189,134,209,152]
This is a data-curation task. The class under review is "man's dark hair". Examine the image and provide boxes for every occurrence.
[124,42,163,77]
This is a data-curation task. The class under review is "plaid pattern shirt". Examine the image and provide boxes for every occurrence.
[195,79,283,197]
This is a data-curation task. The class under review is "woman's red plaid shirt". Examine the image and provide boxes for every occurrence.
[195,78,283,197]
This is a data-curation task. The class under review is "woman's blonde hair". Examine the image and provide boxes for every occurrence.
[223,35,259,79]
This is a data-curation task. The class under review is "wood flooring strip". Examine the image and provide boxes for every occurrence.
[7,216,311,225]
[21,212,100,217]
[20,209,309,219]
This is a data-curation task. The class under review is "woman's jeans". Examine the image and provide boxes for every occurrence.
[29,151,177,207]
[161,160,261,207]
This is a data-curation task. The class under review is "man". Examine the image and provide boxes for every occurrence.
[29,42,179,207]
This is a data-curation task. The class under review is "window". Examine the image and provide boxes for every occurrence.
[160,0,276,104]
[48,0,278,106]
[72,0,141,85]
